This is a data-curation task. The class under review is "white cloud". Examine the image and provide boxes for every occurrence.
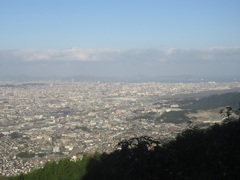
[0,47,240,63]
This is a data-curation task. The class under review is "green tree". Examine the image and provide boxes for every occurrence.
[10,132,21,139]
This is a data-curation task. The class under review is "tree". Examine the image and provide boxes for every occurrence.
[0,133,4,138]
[10,132,21,139]
[220,103,240,123]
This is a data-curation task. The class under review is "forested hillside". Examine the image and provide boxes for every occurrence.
[185,92,240,110]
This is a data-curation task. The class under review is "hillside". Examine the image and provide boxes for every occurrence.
[184,92,240,110]
[11,119,240,180]
[158,92,240,125]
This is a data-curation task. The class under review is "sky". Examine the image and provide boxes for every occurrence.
[0,0,240,80]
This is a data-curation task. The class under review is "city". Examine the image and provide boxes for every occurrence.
[1,81,240,176]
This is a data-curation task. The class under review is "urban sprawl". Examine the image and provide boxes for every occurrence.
[1,81,240,176]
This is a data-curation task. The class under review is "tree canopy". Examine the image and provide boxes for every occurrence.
[11,119,240,180]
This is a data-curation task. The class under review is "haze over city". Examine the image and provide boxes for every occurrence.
[0,1,240,79]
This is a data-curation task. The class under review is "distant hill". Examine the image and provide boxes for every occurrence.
[157,92,240,124]
[185,92,240,110]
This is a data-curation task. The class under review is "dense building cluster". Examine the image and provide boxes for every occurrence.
[0,81,240,176]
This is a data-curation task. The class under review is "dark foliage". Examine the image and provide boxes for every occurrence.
[0,133,4,138]
[10,155,99,180]
[17,152,35,158]
[186,92,240,110]
[159,110,190,124]
[10,132,22,139]
[84,121,240,180]
[11,118,240,180]
[220,103,240,122]
[78,126,91,133]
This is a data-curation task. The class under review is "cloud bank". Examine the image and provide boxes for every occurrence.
[0,47,240,78]
[0,47,240,63]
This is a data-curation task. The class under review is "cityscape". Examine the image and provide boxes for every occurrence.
[1,81,240,176]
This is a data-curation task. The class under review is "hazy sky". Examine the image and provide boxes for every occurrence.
[0,0,240,79]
